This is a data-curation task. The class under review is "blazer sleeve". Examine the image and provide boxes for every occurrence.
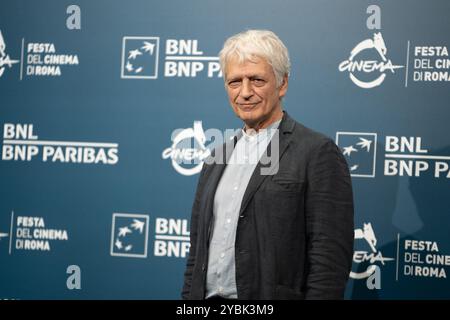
[304,138,354,299]
[181,163,208,299]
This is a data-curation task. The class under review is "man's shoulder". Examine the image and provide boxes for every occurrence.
[286,115,347,171]
[287,115,334,150]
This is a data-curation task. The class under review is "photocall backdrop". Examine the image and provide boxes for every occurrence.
[0,0,449,299]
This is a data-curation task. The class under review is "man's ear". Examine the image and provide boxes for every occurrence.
[279,75,289,98]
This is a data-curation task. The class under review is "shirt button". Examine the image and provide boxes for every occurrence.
[227,219,231,224]
[218,287,223,293]
[220,253,225,258]
[233,186,238,191]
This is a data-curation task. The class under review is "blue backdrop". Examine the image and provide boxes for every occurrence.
[1,0,449,299]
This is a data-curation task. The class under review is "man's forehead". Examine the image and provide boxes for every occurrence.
[228,54,267,66]
[226,55,272,75]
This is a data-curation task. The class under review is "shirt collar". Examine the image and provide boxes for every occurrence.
[241,118,282,141]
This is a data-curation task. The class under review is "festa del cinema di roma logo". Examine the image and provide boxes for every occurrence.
[0,29,79,79]
[0,30,19,78]
[162,121,211,176]
[339,32,403,88]
[351,222,394,289]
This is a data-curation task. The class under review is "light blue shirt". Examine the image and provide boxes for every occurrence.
[205,119,281,299]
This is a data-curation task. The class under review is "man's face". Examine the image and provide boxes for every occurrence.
[225,55,288,130]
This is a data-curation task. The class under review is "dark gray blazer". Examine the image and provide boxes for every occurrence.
[182,112,354,300]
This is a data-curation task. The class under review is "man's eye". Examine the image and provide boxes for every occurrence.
[252,79,265,86]
[228,81,240,87]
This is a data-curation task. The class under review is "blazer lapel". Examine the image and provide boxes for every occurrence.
[238,112,296,216]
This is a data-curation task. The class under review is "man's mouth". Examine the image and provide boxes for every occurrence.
[237,102,261,110]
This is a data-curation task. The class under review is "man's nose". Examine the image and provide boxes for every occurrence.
[240,79,253,99]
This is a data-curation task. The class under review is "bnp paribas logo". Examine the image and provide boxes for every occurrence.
[338,32,403,88]
[0,30,19,78]
[110,213,149,258]
[121,37,159,79]
[336,132,377,178]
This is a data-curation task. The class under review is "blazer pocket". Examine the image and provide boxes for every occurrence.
[274,285,305,300]
[266,179,304,193]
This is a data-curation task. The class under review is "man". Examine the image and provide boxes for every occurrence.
[182,30,354,300]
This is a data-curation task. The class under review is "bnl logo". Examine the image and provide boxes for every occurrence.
[336,132,377,178]
[110,213,149,258]
[121,37,159,79]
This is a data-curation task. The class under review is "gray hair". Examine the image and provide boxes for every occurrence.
[219,29,291,87]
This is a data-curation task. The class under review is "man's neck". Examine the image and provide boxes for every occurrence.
[244,109,283,132]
